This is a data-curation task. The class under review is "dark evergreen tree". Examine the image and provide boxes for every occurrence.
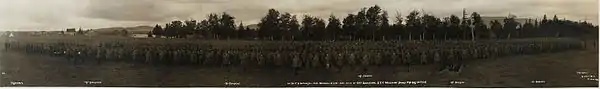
[392,12,406,40]
[460,9,471,40]
[421,13,440,40]
[147,32,154,38]
[289,15,301,40]
[502,16,519,39]
[380,11,390,40]
[356,8,368,40]
[182,20,197,38]
[301,15,316,40]
[405,10,421,40]
[258,9,281,40]
[208,13,221,39]
[326,14,342,40]
[151,25,164,38]
[366,5,382,40]
[447,15,461,40]
[490,20,503,39]
[343,14,358,40]
[280,13,294,40]
[220,12,236,39]
[471,12,489,39]
[237,22,245,39]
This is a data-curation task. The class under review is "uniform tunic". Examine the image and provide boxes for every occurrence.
[145,51,151,63]
[420,52,428,64]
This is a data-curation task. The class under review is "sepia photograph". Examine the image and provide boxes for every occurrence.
[0,0,598,88]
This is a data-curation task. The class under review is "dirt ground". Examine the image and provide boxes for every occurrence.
[0,41,598,87]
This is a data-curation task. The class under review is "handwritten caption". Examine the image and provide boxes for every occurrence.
[84,80,102,84]
[287,81,426,85]
[10,81,23,85]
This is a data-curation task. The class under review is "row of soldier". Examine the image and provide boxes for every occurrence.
[4,39,585,72]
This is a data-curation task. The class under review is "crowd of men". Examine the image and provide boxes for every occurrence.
[2,38,587,73]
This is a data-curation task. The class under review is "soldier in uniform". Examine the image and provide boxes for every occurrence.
[257,51,265,67]
[263,51,272,67]
[311,52,320,68]
[492,45,499,58]
[472,47,479,60]
[274,51,283,68]
[249,50,257,67]
[433,50,441,64]
[174,49,181,65]
[66,48,76,64]
[348,51,356,68]
[239,51,248,68]
[132,49,138,62]
[390,50,400,66]
[335,51,345,72]
[420,50,428,64]
[145,49,152,64]
[116,48,123,61]
[302,51,311,69]
[95,47,103,64]
[222,51,231,67]
[374,51,383,67]
[292,52,301,75]
[189,49,197,65]
[158,49,165,64]
[360,51,370,72]
[105,48,112,61]
[324,52,332,70]
[203,50,212,66]
[403,50,412,65]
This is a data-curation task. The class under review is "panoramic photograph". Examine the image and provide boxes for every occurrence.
[0,0,598,88]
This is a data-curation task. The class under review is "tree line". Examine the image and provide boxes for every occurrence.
[149,5,598,41]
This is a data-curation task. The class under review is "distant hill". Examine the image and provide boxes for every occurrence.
[92,26,153,34]
[92,24,259,34]
[246,24,259,30]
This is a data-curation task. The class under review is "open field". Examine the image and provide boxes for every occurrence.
[0,40,597,87]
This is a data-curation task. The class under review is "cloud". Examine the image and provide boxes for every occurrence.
[84,0,193,22]
[0,0,597,31]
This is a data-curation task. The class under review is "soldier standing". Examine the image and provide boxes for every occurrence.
[274,51,283,68]
[374,51,383,67]
[116,48,123,61]
[324,52,331,70]
[433,50,441,64]
[145,49,152,64]
[96,47,103,64]
[222,51,231,67]
[189,50,197,65]
[348,51,356,68]
[335,51,344,71]
[105,48,112,61]
[311,53,320,68]
[239,51,248,68]
[302,51,311,69]
[390,51,400,66]
[257,51,265,67]
[360,51,370,72]
[132,49,138,62]
[158,49,165,64]
[292,52,301,75]
[404,50,412,65]
[420,50,428,64]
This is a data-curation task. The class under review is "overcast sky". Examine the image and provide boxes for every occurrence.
[0,0,597,31]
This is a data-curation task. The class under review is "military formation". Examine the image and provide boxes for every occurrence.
[2,38,586,73]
